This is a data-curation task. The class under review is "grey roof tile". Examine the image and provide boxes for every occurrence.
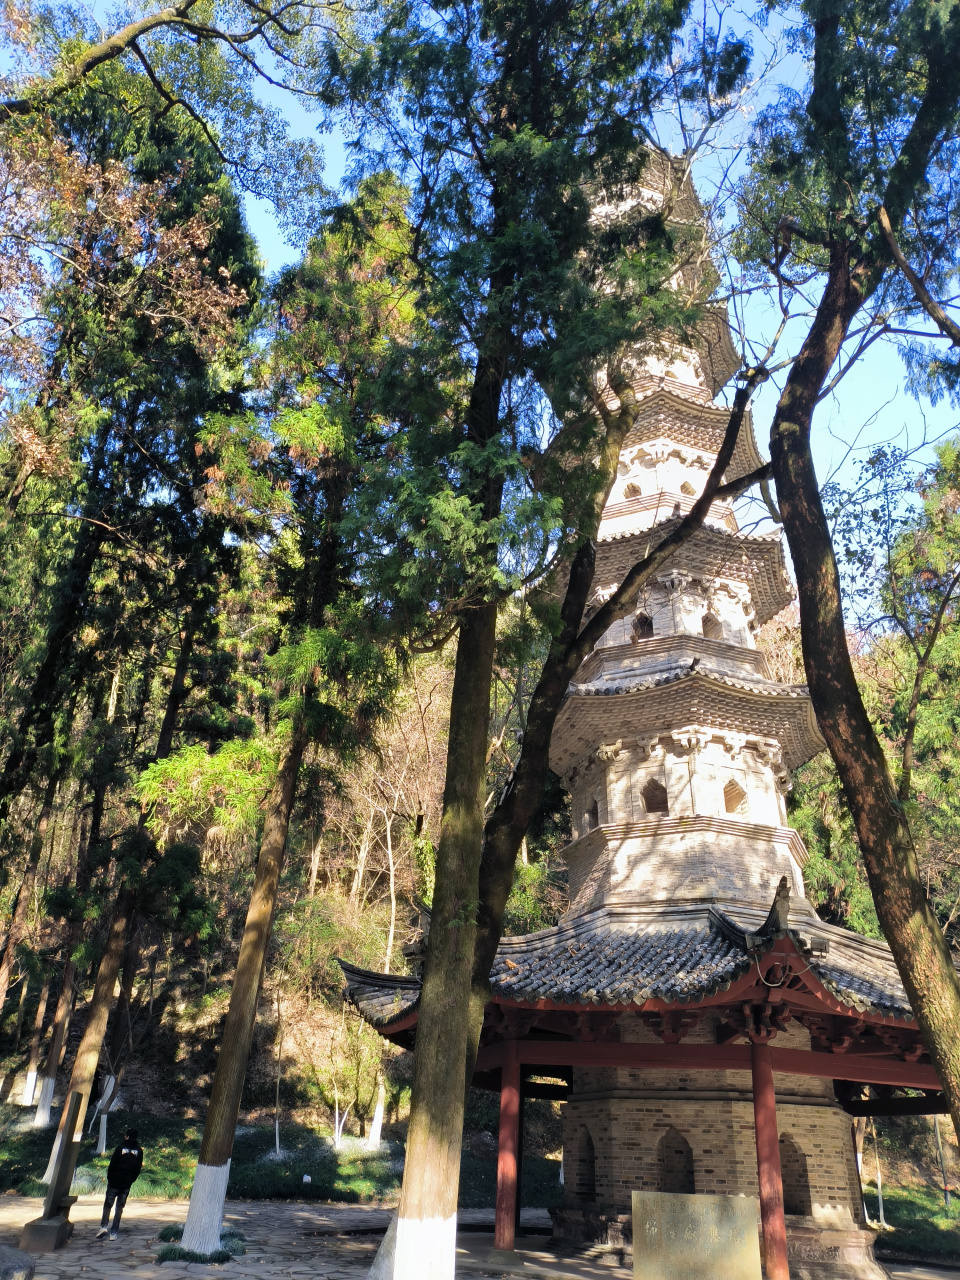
[340,900,915,1030]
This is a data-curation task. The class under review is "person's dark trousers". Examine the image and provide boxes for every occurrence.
[101,1185,129,1230]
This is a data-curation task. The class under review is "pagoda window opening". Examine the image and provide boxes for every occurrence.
[779,1134,812,1216]
[633,612,654,641]
[642,777,669,816]
[585,797,600,832]
[576,1127,597,1202]
[680,481,696,496]
[702,612,724,642]
[723,779,749,816]
[657,1127,695,1194]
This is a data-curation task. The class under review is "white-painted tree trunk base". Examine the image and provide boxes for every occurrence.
[92,1075,115,1155]
[181,1160,231,1255]
[33,1076,54,1128]
[369,1212,457,1280]
[368,1214,397,1278]
[21,1070,37,1107]
[366,1082,386,1151]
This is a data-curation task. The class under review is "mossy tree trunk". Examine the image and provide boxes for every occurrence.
[390,602,499,1279]
[769,238,960,1143]
[41,887,134,1180]
[180,723,307,1255]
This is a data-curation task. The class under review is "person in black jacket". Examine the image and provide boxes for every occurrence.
[96,1128,144,1240]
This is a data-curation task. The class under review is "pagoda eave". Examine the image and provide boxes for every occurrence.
[592,519,794,627]
[601,382,765,482]
[550,669,825,775]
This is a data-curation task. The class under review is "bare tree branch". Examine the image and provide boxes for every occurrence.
[878,205,960,348]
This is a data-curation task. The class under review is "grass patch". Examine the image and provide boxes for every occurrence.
[154,1223,245,1262]
[867,1182,960,1263]
[156,1243,235,1264]
[0,1100,561,1209]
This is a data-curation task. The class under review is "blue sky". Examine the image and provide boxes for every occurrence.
[240,69,960,506]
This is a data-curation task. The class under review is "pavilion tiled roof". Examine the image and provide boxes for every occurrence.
[340,897,914,1032]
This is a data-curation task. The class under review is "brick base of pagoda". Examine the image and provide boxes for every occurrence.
[551,1020,889,1280]
[549,1208,887,1280]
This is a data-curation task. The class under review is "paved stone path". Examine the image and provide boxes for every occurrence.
[0,1196,954,1278]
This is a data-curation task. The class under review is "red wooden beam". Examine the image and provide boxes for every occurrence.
[474,1039,940,1089]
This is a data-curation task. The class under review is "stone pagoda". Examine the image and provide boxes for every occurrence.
[343,211,942,1280]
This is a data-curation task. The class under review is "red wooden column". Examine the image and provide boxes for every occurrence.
[494,1040,521,1253]
[752,1040,790,1280]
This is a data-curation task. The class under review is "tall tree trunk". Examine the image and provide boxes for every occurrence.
[41,888,134,1180]
[22,968,51,1105]
[12,973,28,1048]
[40,615,197,1156]
[769,243,960,1142]
[107,923,140,1071]
[0,425,110,826]
[153,612,197,763]
[390,602,499,1280]
[180,723,307,1255]
[33,953,75,1127]
[378,298,510,1278]
[34,800,91,1125]
[0,775,56,1015]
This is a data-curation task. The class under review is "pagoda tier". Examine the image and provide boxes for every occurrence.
[552,671,823,776]
[591,521,793,627]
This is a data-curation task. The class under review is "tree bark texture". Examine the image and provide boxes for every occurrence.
[152,615,197,764]
[0,776,55,1014]
[180,723,307,1255]
[391,600,499,1280]
[770,242,960,1142]
[42,888,133,1178]
[34,952,75,1126]
[107,923,141,1071]
[21,968,50,1105]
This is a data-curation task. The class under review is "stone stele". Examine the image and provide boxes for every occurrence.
[632,1191,761,1280]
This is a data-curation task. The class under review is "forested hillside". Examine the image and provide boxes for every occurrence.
[0,0,960,1268]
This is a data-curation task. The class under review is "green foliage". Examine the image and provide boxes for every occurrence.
[413,833,436,905]
[809,437,960,944]
[138,739,278,847]
[789,754,881,937]
[157,1244,237,1264]
[276,890,391,1001]
[270,618,400,749]
[502,855,568,937]
[866,1182,960,1263]
[317,0,714,649]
